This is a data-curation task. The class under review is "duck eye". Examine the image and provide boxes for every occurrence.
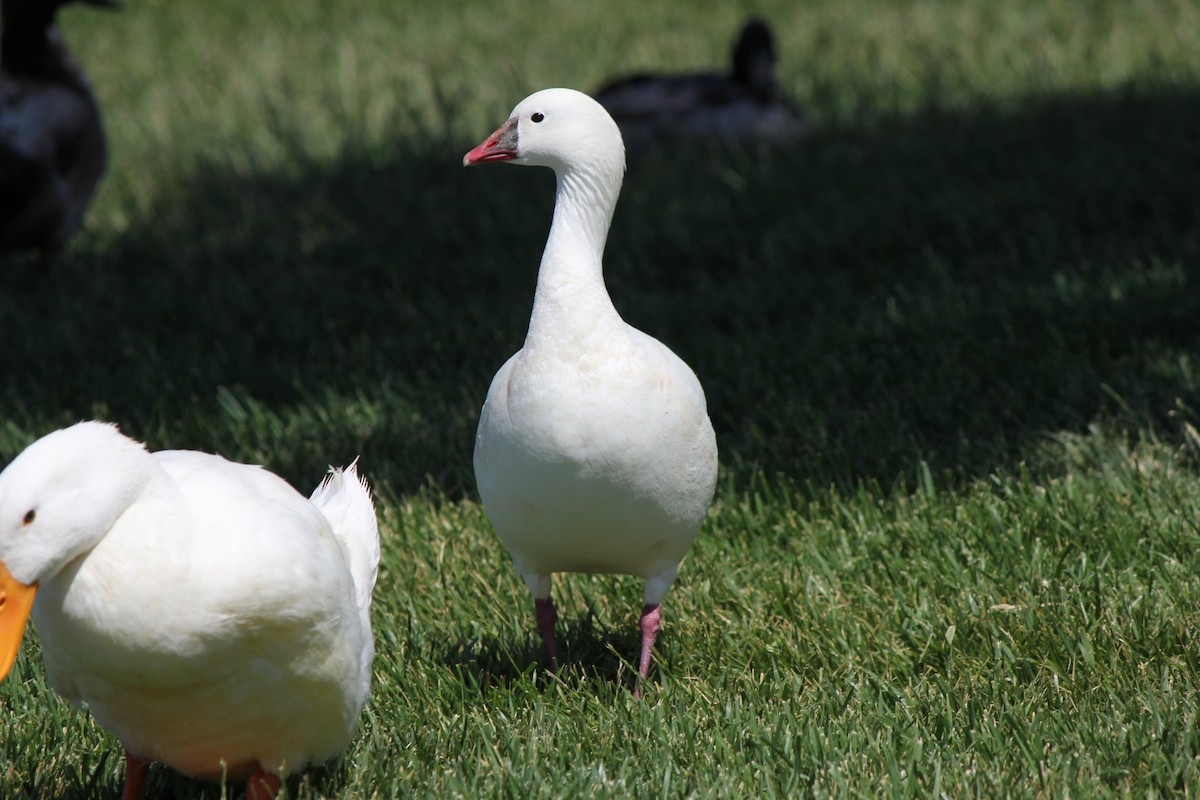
[531,112,545,123]
[22,509,35,525]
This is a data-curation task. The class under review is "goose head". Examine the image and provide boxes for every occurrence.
[0,421,153,678]
[463,88,625,177]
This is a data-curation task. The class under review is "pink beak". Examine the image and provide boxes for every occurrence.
[463,117,519,166]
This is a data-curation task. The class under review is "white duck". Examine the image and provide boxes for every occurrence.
[463,88,718,695]
[0,422,379,800]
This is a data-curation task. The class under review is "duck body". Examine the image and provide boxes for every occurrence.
[465,88,717,690]
[0,422,379,794]
[0,0,113,261]
[594,19,806,147]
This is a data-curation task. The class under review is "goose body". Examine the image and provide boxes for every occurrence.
[464,88,718,692]
[0,0,113,263]
[0,422,379,798]
[594,19,806,148]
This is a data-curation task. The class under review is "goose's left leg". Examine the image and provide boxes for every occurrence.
[634,603,662,699]
[635,569,678,698]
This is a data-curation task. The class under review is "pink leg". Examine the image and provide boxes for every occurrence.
[246,770,281,800]
[634,603,662,699]
[535,597,559,672]
[120,752,151,800]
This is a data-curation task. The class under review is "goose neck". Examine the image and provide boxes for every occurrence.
[527,163,625,340]
[549,164,621,258]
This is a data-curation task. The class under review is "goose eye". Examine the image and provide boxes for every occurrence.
[531,112,545,123]
[22,509,35,525]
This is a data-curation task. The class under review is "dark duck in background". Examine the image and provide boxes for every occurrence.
[1,0,117,269]
[594,18,806,148]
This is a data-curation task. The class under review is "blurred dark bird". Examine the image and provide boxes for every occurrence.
[1,0,117,267]
[594,19,806,148]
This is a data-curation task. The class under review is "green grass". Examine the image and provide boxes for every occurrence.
[3,0,1200,796]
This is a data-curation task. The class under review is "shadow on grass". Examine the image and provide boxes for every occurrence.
[1,82,1198,495]
[442,606,648,695]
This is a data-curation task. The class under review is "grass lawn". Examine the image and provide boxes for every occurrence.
[3,0,1200,796]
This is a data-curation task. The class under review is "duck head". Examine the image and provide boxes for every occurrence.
[2,0,119,81]
[2,0,119,33]
[463,88,625,175]
[731,19,778,97]
[0,421,152,679]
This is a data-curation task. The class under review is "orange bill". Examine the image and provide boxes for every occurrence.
[0,561,37,680]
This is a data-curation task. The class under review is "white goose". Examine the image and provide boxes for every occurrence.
[463,88,718,695]
[0,422,379,800]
